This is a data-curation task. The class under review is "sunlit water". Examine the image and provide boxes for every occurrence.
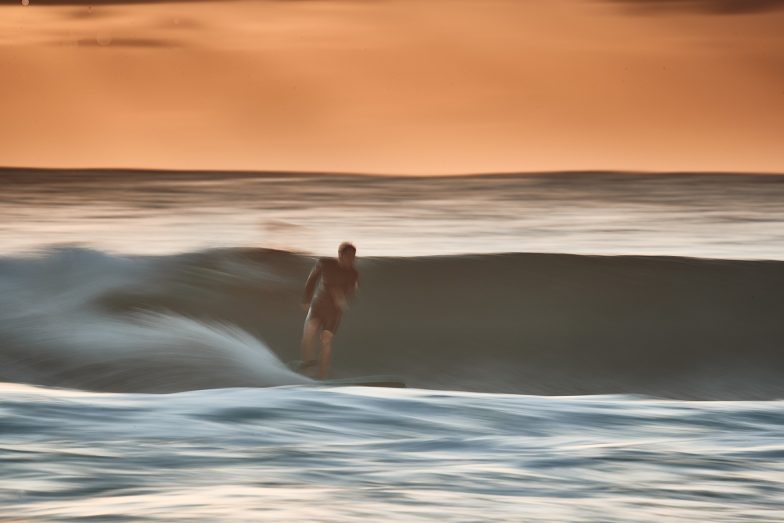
[2,170,783,259]
[2,384,783,522]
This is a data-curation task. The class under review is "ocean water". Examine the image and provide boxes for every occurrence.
[1,169,783,521]
[2,384,784,522]
[2,169,783,259]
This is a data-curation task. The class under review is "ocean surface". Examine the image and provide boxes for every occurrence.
[2,169,784,259]
[1,168,783,521]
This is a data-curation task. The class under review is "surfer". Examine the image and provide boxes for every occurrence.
[300,242,359,379]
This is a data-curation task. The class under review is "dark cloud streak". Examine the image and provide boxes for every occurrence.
[607,0,784,14]
[1,0,237,5]
[71,37,178,47]
[7,0,783,13]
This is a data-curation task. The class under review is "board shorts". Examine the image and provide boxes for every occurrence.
[307,297,343,334]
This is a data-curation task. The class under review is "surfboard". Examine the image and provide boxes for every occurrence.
[320,376,407,388]
[287,361,405,388]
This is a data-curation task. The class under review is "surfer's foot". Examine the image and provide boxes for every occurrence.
[298,359,318,371]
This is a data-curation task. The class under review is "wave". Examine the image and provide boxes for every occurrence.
[1,247,782,398]
[0,248,310,392]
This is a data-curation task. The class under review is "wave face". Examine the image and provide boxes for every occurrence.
[0,247,782,398]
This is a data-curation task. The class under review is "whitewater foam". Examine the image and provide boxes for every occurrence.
[0,248,309,392]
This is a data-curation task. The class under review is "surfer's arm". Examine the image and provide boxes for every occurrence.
[302,260,322,307]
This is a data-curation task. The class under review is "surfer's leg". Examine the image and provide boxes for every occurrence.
[300,317,321,370]
[319,330,334,379]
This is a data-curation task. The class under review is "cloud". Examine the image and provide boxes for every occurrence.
[7,0,784,13]
[4,0,236,5]
[61,7,114,18]
[70,36,178,47]
[606,0,784,14]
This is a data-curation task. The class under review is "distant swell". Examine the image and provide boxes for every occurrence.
[1,247,782,398]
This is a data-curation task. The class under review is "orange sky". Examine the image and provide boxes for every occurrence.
[0,0,782,175]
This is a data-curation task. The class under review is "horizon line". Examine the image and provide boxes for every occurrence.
[1,166,783,178]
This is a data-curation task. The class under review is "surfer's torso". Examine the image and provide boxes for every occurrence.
[312,257,358,305]
[305,258,359,304]
[303,257,358,334]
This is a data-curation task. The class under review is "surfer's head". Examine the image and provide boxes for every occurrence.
[338,242,356,267]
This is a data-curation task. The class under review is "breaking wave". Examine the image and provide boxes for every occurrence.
[0,247,782,398]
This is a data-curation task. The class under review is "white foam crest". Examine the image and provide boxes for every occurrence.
[0,247,145,320]
[3,308,310,391]
[0,248,310,391]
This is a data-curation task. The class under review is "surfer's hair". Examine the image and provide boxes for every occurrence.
[339,242,356,255]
